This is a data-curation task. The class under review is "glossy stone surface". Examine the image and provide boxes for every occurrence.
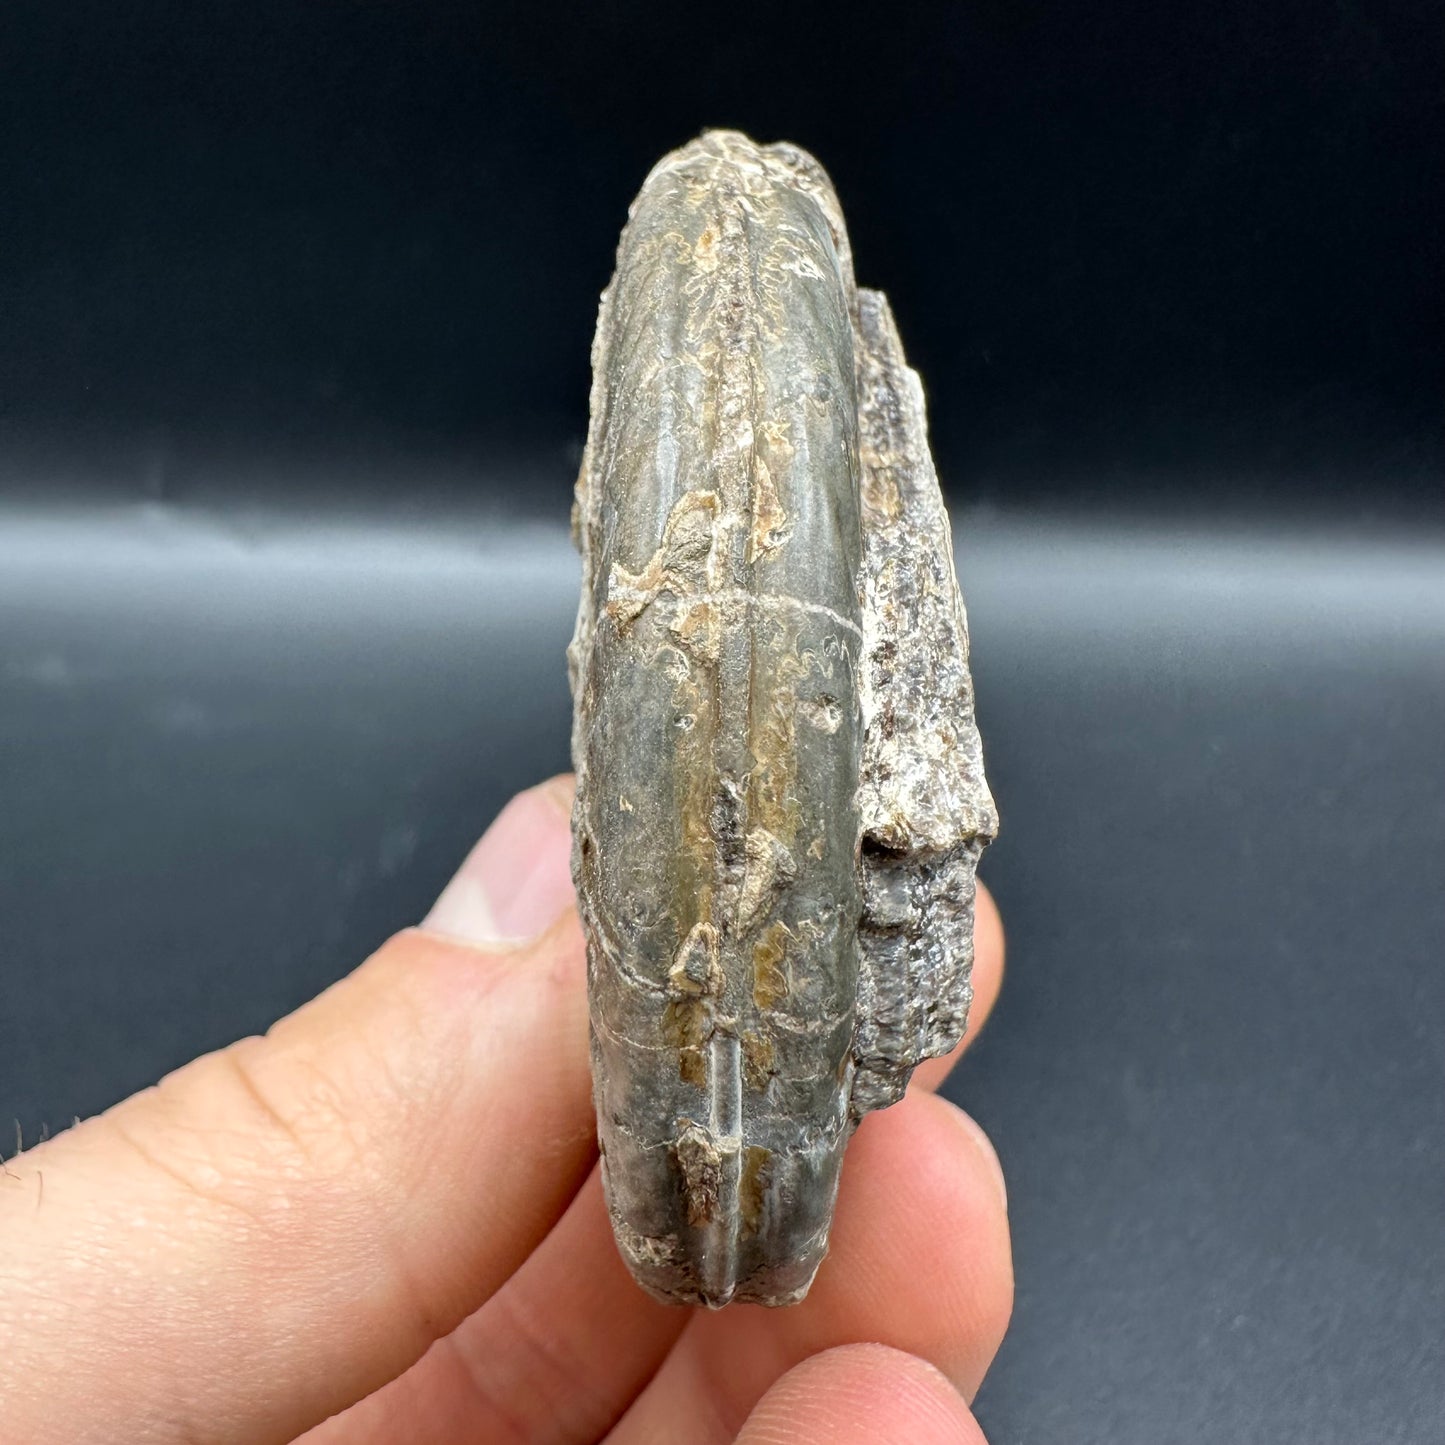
[569,131,995,1306]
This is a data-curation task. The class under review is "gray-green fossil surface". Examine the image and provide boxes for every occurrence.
[568,131,996,1308]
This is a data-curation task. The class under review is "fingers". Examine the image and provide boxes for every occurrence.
[308,867,1008,1445]
[734,1344,987,1445]
[0,779,594,1445]
[911,878,1005,1094]
[608,1088,1012,1444]
[300,1166,686,1445]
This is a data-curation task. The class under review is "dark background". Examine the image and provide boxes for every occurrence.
[1,4,1441,1442]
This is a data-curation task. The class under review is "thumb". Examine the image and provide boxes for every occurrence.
[0,777,593,1445]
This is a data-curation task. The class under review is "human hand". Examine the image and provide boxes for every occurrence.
[0,776,1010,1444]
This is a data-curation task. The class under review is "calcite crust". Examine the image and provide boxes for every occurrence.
[568,131,996,1307]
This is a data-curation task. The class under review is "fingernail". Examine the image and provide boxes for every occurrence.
[423,779,576,947]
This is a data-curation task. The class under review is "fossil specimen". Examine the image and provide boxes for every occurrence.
[568,130,996,1308]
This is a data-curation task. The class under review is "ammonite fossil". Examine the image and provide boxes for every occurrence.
[567,131,996,1307]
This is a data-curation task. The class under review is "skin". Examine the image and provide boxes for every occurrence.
[0,775,1010,1445]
